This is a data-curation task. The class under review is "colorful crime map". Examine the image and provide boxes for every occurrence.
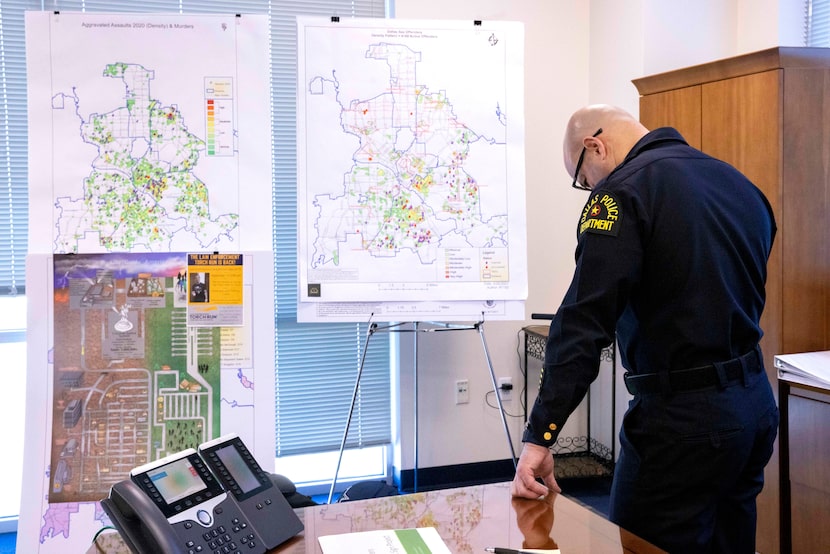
[27,11,273,255]
[21,12,274,554]
[298,18,527,304]
[52,61,238,253]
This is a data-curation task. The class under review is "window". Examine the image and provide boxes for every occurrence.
[271,2,393,490]
[0,0,392,522]
[0,296,26,527]
[805,0,830,45]
[0,0,36,526]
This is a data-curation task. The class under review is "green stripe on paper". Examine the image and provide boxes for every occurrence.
[394,529,432,554]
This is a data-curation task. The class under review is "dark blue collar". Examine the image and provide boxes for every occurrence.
[623,127,689,164]
[594,127,689,189]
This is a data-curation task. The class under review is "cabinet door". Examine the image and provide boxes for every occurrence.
[701,70,783,376]
[780,67,830,354]
[638,86,702,149]
[701,70,781,194]
[701,69,783,554]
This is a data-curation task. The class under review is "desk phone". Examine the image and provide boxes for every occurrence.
[101,434,302,554]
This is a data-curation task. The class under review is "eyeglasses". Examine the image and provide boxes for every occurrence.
[571,128,603,191]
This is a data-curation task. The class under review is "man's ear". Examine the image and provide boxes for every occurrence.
[581,135,594,150]
[585,135,606,160]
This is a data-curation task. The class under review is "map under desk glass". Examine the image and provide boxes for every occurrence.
[89,481,666,553]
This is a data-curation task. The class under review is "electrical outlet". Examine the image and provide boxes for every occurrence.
[455,379,469,404]
[498,377,513,401]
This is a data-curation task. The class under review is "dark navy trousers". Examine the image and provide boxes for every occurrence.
[609,361,778,553]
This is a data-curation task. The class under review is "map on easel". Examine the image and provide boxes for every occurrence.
[296,17,527,321]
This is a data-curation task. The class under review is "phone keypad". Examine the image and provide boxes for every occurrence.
[185,521,260,554]
[177,508,264,554]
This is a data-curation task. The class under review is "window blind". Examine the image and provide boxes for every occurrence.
[806,0,830,45]
[5,0,391,457]
[270,1,392,457]
[0,1,31,296]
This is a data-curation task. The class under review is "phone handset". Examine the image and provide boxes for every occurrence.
[102,479,186,554]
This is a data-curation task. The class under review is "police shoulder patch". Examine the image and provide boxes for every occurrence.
[579,191,622,237]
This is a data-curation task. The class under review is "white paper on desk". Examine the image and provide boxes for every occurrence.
[318,526,451,554]
[775,350,830,389]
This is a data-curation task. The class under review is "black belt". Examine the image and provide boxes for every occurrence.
[624,347,762,395]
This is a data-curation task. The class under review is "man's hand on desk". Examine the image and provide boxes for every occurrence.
[511,443,561,499]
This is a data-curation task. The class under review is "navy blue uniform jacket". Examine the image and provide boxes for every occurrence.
[525,127,777,447]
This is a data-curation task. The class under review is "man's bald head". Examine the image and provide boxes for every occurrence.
[563,105,649,189]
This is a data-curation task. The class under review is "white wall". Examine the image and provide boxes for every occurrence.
[393,0,804,473]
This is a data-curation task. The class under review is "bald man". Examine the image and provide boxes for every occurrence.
[512,105,778,554]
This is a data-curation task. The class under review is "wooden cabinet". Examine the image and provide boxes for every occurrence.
[779,378,830,554]
[633,47,830,554]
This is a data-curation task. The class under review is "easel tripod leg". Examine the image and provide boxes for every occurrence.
[327,325,375,504]
[478,322,517,469]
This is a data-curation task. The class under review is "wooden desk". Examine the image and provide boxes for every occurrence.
[273,482,663,553]
[778,376,830,554]
[89,481,665,553]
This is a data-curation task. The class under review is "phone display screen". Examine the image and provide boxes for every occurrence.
[215,444,261,494]
[148,457,207,504]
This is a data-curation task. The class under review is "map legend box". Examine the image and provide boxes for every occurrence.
[204,77,235,157]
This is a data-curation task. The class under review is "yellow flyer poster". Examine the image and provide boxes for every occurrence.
[187,253,244,327]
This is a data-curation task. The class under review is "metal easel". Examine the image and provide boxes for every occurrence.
[327,315,517,503]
